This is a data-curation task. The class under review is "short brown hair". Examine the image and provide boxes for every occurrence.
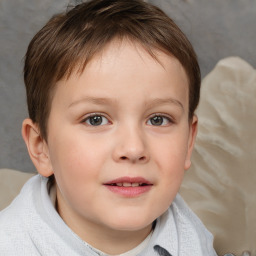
[24,0,200,140]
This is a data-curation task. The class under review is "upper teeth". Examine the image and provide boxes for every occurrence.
[116,182,142,187]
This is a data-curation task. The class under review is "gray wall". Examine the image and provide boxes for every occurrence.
[0,0,255,173]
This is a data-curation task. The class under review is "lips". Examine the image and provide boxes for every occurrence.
[104,176,152,197]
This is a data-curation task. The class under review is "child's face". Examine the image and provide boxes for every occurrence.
[43,40,197,241]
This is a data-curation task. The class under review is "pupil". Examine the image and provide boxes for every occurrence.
[90,116,102,126]
[151,116,163,126]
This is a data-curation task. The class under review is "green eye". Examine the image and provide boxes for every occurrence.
[84,115,108,126]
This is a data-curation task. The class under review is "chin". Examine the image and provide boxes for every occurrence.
[103,211,156,232]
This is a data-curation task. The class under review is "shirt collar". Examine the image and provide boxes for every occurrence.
[148,207,177,256]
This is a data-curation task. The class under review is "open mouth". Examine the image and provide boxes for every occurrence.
[104,177,153,197]
[108,182,150,187]
[104,176,152,187]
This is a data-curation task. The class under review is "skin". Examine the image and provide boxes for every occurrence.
[22,40,197,255]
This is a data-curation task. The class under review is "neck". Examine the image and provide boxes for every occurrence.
[84,224,153,255]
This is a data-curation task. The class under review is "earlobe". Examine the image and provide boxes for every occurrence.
[184,115,198,170]
[22,118,53,177]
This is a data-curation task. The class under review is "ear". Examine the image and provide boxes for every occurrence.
[22,118,53,177]
[184,115,198,170]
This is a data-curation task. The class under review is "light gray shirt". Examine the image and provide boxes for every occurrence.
[0,175,217,256]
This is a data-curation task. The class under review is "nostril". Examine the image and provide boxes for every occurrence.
[118,155,147,162]
[120,156,146,161]
[139,156,146,161]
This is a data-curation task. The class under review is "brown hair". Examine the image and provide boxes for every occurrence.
[24,0,200,140]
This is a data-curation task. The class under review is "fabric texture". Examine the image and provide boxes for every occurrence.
[0,168,34,210]
[0,175,216,256]
[180,57,256,255]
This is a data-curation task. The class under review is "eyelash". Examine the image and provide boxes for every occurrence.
[146,114,174,126]
[81,113,110,126]
[81,113,174,127]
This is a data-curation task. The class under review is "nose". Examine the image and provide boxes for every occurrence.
[112,125,149,164]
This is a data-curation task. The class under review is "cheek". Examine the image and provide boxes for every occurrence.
[151,133,189,171]
[49,131,107,169]
[48,133,109,193]
[49,139,105,210]
[150,133,188,198]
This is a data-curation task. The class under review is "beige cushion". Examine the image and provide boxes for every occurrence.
[0,168,34,210]
[180,57,256,255]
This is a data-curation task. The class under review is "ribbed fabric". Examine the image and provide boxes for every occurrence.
[0,175,217,256]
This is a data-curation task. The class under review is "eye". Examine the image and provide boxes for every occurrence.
[147,115,172,126]
[83,114,109,126]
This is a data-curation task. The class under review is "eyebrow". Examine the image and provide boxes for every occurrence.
[145,98,184,111]
[68,96,184,110]
[68,96,116,108]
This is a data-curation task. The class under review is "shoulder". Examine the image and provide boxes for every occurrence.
[0,174,41,224]
[0,174,41,215]
[171,194,212,236]
[0,175,44,253]
[170,194,217,255]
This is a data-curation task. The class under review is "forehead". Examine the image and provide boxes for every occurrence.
[72,39,189,86]
[63,38,187,78]
[53,39,189,110]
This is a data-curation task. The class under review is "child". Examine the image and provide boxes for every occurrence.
[0,0,217,255]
